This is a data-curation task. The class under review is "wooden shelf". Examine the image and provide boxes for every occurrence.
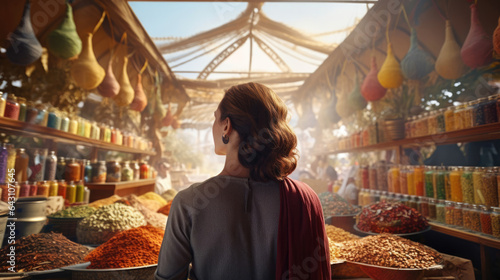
[85,179,156,202]
[328,122,500,154]
[0,117,155,156]
[429,222,500,250]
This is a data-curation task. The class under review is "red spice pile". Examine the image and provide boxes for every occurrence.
[356,201,428,234]
[84,225,165,269]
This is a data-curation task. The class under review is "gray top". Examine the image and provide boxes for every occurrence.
[155,175,280,280]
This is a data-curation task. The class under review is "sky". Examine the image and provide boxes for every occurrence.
[128,2,372,80]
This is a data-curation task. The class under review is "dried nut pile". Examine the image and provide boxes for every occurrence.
[127,195,168,229]
[325,224,359,243]
[76,203,146,244]
[335,234,442,269]
[356,201,428,234]
[48,205,96,218]
[0,232,91,272]
[319,192,361,216]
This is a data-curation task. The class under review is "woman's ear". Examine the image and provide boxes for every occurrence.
[223,117,232,135]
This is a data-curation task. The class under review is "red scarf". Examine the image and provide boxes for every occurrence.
[276,177,331,280]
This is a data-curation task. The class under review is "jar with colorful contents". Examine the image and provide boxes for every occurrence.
[484,95,498,124]
[399,166,408,194]
[424,166,435,198]
[35,105,47,126]
[481,168,498,207]
[37,181,50,197]
[472,98,486,127]
[132,161,140,180]
[445,167,451,201]
[480,205,492,235]
[47,108,61,130]
[428,198,437,220]
[368,164,377,190]
[463,101,474,129]
[387,165,400,193]
[491,207,500,238]
[57,180,67,199]
[44,151,57,181]
[414,166,425,196]
[407,166,415,195]
[435,166,446,200]
[64,158,81,182]
[0,143,8,183]
[4,94,20,120]
[84,160,92,183]
[76,181,84,202]
[0,92,5,117]
[436,108,446,133]
[121,161,133,182]
[91,161,106,183]
[444,106,455,132]
[25,102,38,123]
[436,199,445,223]
[140,162,149,179]
[17,97,27,122]
[66,181,76,203]
[445,200,454,225]
[461,167,474,204]
[453,202,464,227]
[14,148,29,182]
[450,167,463,202]
[106,161,121,182]
[19,181,30,198]
[427,110,438,135]
[68,117,78,135]
[454,104,466,131]
[28,182,37,196]
[418,197,429,218]
[60,113,70,132]
[469,204,481,232]
[49,181,58,196]
[473,167,485,205]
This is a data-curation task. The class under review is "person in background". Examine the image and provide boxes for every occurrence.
[155,159,172,195]
[155,82,330,280]
[326,165,338,193]
[337,166,359,206]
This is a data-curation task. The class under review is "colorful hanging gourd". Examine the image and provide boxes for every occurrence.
[130,67,148,112]
[401,28,434,80]
[460,4,493,68]
[377,43,403,89]
[435,20,467,79]
[361,57,386,101]
[70,13,106,90]
[161,105,173,127]
[47,3,82,60]
[347,74,367,112]
[97,56,120,98]
[493,16,500,55]
[113,55,134,107]
[6,1,42,66]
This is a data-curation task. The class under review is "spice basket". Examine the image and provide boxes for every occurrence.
[353,224,431,241]
[43,216,84,242]
[344,260,443,280]
[325,213,360,235]
[61,262,157,280]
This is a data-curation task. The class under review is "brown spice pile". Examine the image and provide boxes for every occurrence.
[335,234,442,269]
[325,224,359,243]
[0,232,91,272]
[84,225,164,269]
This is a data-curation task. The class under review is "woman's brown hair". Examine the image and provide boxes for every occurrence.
[218,82,298,181]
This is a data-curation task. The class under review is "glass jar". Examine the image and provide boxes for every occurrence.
[121,161,133,182]
[401,194,410,206]
[454,202,464,227]
[111,127,117,144]
[399,166,408,194]
[473,167,485,205]
[116,129,123,145]
[77,118,85,137]
[66,181,76,203]
[83,120,91,138]
[19,181,30,197]
[450,167,463,202]
[472,98,486,127]
[422,112,430,136]
[55,157,66,180]
[57,180,67,199]
[424,166,435,198]
[373,190,381,202]
[132,161,140,181]
[368,163,377,190]
[65,158,81,182]
[104,126,111,143]
[360,165,369,190]
[0,143,8,183]
[484,95,498,124]
[0,183,7,202]
[44,151,57,181]
[47,108,61,130]
[68,117,78,134]
[445,167,452,201]
[90,122,100,140]
[436,199,445,223]
[428,198,437,220]
[29,148,47,182]
[414,166,424,196]
[461,167,474,204]
[387,164,400,193]
[428,111,438,135]
[140,162,149,179]
[29,181,37,196]
[419,197,429,218]
[491,207,500,238]
[436,108,446,133]
[435,166,446,200]
[444,106,455,131]
[4,94,20,120]
[405,117,412,138]
[60,114,69,132]
[49,180,58,197]
[25,101,38,123]
[91,161,107,183]
[14,148,29,182]
[76,181,84,202]
[106,161,122,182]
[462,203,472,230]
[481,168,498,207]
[445,200,455,225]
[0,93,5,117]
[35,105,47,126]
[469,204,481,232]
[36,180,50,197]
[454,104,466,131]
[406,166,415,196]
[6,144,16,172]
[480,205,492,235]
[17,97,27,122]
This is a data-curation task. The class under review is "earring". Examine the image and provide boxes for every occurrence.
[222,134,229,144]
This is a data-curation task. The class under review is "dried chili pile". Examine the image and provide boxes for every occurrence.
[356,201,428,234]
[84,225,164,269]
[0,232,91,272]
[319,192,361,217]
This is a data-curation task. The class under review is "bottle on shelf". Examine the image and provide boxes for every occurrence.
[44,151,57,181]
[480,205,492,235]
[76,180,84,202]
[450,167,463,202]
[0,92,5,117]
[14,148,29,182]
[17,97,27,122]
[461,167,474,204]
[66,181,76,203]
[4,94,20,120]
[491,207,500,238]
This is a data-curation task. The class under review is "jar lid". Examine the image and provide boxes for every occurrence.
[17,97,26,103]
[7,93,17,101]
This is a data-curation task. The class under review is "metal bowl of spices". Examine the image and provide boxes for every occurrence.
[62,262,157,280]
